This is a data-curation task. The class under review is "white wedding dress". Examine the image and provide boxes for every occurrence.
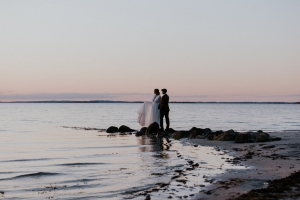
[137,95,161,127]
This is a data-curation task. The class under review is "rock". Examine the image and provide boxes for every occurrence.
[146,122,159,134]
[271,136,282,141]
[145,194,151,200]
[172,131,189,140]
[165,128,176,134]
[204,128,213,135]
[206,130,223,140]
[256,132,271,142]
[106,126,118,133]
[215,130,237,141]
[135,131,143,137]
[172,132,183,140]
[189,130,203,139]
[140,127,147,135]
[213,130,224,139]
[189,127,203,133]
[235,132,253,143]
[118,125,133,132]
[206,132,215,140]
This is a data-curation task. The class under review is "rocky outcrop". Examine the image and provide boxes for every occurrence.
[172,132,182,140]
[172,131,189,140]
[146,122,160,134]
[256,132,271,142]
[213,130,224,140]
[235,132,254,143]
[215,130,237,141]
[171,128,280,144]
[106,126,118,133]
[206,132,215,140]
[118,125,134,132]
[166,128,176,134]
[106,124,278,145]
[189,130,203,139]
[271,136,282,141]
[140,127,147,135]
[135,131,143,137]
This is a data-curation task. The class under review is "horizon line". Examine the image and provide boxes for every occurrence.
[0,100,299,104]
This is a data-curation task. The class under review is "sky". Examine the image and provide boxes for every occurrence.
[1,0,299,102]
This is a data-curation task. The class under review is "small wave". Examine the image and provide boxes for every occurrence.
[0,172,14,174]
[58,163,106,166]
[2,158,52,162]
[0,172,61,181]
[60,178,98,184]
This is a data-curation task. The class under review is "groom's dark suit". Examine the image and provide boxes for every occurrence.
[160,94,170,131]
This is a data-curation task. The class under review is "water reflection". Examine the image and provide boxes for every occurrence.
[137,135,170,153]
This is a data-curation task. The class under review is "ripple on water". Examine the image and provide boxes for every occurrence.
[57,162,106,166]
[0,172,62,181]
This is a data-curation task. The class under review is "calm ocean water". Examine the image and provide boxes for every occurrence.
[0,103,299,199]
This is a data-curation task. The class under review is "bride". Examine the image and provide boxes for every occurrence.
[137,89,161,127]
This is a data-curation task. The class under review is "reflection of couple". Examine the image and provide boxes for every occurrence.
[137,88,170,131]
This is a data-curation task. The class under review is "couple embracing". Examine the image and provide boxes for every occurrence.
[137,88,170,131]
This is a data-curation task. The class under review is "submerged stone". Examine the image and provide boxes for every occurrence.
[118,125,134,132]
[146,122,159,134]
[106,126,118,133]
[256,132,271,142]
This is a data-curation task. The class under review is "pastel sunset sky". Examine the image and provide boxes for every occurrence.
[1,1,299,102]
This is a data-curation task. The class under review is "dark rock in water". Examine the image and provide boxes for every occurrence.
[189,127,203,133]
[140,127,147,135]
[135,131,143,137]
[206,132,215,140]
[145,194,151,200]
[271,136,282,141]
[251,131,259,139]
[172,132,183,140]
[207,130,223,140]
[189,130,203,139]
[165,128,176,134]
[172,131,189,140]
[235,132,253,143]
[106,126,118,133]
[215,129,237,141]
[118,125,133,132]
[146,122,159,134]
[214,130,224,139]
[204,128,212,135]
[256,132,271,142]
[202,128,212,137]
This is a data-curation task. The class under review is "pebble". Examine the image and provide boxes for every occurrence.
[145,194,151,200]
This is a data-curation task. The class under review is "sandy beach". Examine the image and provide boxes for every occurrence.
[191,131,300,200]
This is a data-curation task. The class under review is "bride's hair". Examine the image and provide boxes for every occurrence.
[154,89,160,95]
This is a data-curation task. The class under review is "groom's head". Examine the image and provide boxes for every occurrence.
[161,88,167,94]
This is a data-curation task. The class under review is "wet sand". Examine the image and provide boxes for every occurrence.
[191,131,300,200]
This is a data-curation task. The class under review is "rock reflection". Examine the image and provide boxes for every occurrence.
[137,135,169,153]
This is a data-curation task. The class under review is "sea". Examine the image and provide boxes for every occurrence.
[0,103,299,200]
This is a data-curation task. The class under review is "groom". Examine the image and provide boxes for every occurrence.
[160,88,170,131]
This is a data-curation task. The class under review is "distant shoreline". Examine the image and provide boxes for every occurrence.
[0,100,299,104]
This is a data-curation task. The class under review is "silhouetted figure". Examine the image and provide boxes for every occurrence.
[160,88,170,131]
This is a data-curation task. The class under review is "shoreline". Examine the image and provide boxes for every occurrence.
[191,131,300,199]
